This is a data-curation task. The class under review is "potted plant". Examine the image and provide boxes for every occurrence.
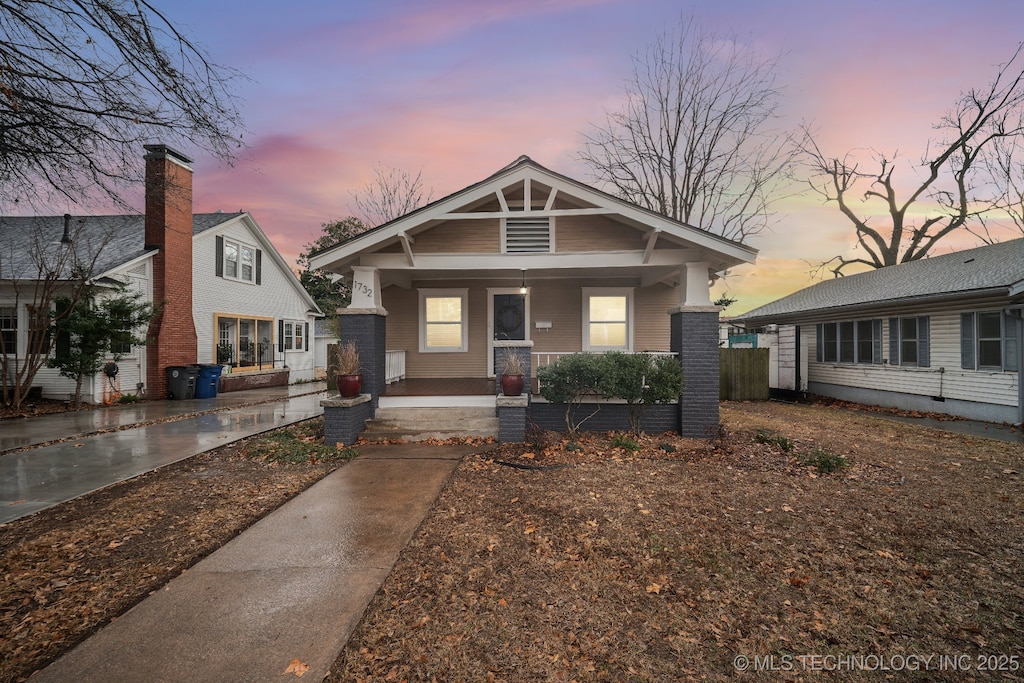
[499,351,525,397]
[334,342,362,398]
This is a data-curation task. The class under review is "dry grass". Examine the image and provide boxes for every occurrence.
[330,402,1024,682]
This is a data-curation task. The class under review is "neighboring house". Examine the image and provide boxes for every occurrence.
[737,239,1024,425]
[0,146,321,404]
[313,318,338,379]
[308,155,757,436]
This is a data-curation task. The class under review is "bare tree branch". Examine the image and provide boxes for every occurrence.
[577,15,796,244]
[0,0,246,210]
[801,42,1024,275]
[351,165,434,228]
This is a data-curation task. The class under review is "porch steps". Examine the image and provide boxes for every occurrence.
[361,405,498,442]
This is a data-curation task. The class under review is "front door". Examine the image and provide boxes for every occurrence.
[488,289,529,377]
[493,294,526,342]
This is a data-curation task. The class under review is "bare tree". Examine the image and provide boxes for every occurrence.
[0,0,244,209]
[351,165,434,228]
[578,15,795,243]
[1,217,115,409]
[802,43,1024,277]
[979,136,1024,238]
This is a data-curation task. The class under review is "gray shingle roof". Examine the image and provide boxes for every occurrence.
[740,238,1024,322]
[0,212,242,280]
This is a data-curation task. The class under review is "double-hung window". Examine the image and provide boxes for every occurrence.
[0,306,16,354]
[816,320,882,364]
[961,311,1018,371]
[583,288,632,351]
[419,289,468,352]
[888,316,930,367]
[216,236,261,284]
[281,321,306,351]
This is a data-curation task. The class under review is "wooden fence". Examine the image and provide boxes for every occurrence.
[720,348,769,401]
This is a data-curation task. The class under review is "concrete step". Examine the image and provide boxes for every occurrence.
[362,405,498,442]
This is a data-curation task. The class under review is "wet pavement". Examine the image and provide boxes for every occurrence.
[29,442,473,683]
[0,383,329,523]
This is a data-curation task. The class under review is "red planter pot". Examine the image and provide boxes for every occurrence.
[337,374,363,398]
[500,373,524,397]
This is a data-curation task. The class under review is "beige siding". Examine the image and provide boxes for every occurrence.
[807,310,1018,407]
[556,216,641,252]
[414,220,500,253]
[382,279,677,378]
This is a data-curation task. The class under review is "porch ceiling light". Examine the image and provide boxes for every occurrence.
[519,269,527,295]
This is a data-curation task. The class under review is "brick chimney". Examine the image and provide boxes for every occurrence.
[144,144,198,399]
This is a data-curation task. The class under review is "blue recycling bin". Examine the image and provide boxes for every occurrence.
[195,364,223,399]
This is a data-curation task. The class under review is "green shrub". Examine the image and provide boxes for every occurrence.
[537,353,609,437]
[602,352,685,435]
[799,447,848,474]
[754,429,794,452]
[658,442,676,453]
[565,442,584,452]
[610,434,641,451]
[246,420,358,464]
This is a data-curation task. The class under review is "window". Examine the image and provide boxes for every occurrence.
[26,305,50,354]
[216,315,273,369]
[281,321,306,351]
[583,288,632,351]
[419,289,468,352]
[216,236,261,284]
[961,311,1018,372]
[816,320,882,364]
[889,316,930,367]
[503,217,552,253]
[111,318,133,355]
[0,306,16,354]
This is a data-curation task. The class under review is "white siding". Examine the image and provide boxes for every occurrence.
[807,310,1018,409]
[193,217,317,382]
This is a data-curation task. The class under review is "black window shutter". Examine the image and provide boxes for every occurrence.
[872,319,883,364]
[54,299,71,359]
[816,324,823,362]
[961,312,976,370]
[255,250,262,285]
[304,322,309,351]
[215,236,224,277]
[888,318,900,365]
[1004,311,1018,372]
[918,316,930,368]
[278,319,284,352]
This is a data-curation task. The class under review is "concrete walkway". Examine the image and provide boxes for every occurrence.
[0,383,330,523]
[30,443,472,683]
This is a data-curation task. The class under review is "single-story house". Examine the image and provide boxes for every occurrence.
[0,145,321,403]
[308,155,757,437]
[737,239,1024,425]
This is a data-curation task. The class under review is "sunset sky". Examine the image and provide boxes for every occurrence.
[160,0,1023,314]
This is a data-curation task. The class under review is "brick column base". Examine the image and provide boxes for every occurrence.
[671,307,721,438]
[339,309,386,410]
[497,395,529,442]
[322,395,372,447]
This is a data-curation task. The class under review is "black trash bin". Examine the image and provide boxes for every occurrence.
[195,364,223,399]
[166,365,198,400]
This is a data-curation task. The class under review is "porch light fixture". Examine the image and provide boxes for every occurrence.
[519,269,527,295]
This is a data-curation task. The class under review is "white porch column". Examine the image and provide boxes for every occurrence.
[680,261,712,307]
[349,266,382,309]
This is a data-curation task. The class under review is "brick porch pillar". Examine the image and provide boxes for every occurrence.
[339,309,386,410]
[671,307,721,438]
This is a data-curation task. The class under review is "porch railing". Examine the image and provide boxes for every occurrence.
[385,350,406,384]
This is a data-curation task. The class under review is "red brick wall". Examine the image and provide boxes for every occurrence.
[144,145,198,399]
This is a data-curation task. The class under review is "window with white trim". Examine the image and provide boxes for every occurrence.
[888,316,930,367]
[282,320,305,351]
[0,306,16,354]
[217,236,261,284]
[583,288,632,351]
[419,289,468,352]
[961,311,1018,371]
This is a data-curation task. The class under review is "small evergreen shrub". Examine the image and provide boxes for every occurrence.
[799,447,848,474]
[610,434,642,452]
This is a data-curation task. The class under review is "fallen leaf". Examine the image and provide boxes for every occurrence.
[524,524,537,535]
[646,583,661,594]
[789,575,809,587]
[283,658,309,677]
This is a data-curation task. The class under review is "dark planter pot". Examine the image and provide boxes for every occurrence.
[337,374,363,398]
[500,373,524,397]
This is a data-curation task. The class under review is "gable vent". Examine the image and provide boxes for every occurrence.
[505,217,551,253]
